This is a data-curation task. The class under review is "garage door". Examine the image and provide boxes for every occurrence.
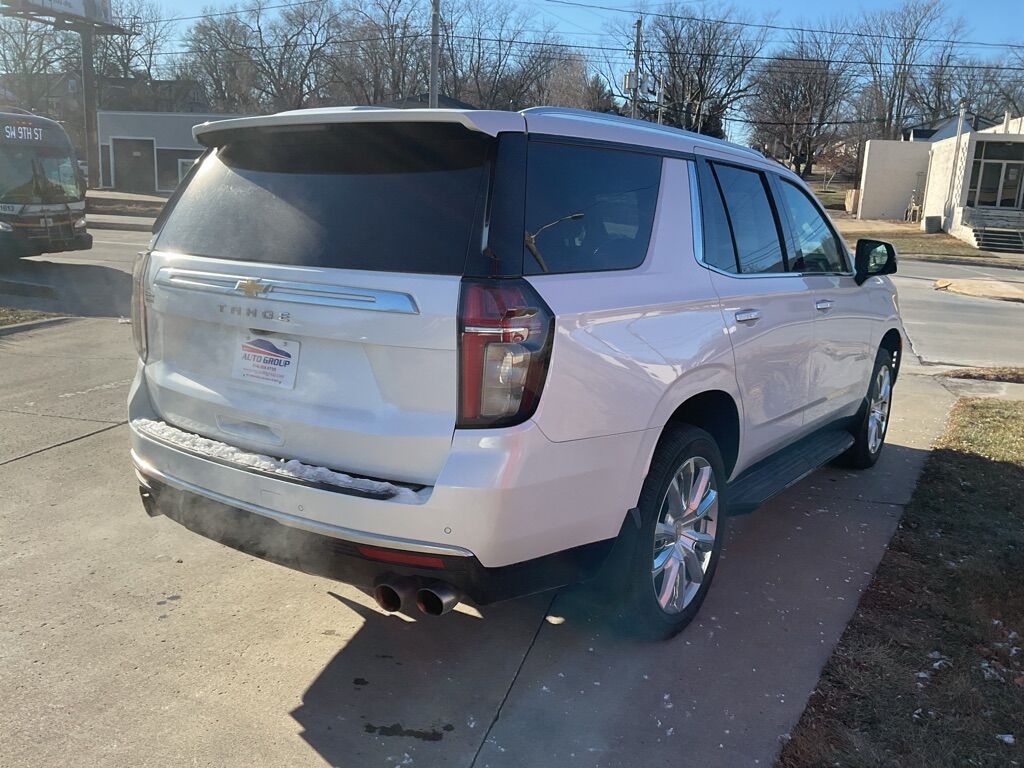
[112,138,156,193]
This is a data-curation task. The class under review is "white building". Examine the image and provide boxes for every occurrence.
[97,110,245,193]
[857,113,1024,253]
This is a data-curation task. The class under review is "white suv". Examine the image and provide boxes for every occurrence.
[129,107,904,639]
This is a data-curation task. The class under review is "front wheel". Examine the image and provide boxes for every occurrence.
[613,425,728,640]
[840,348,895,469]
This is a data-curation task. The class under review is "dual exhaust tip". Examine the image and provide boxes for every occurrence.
[373,577,461,617]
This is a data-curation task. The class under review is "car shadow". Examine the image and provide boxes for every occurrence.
[152,435,940,767]
[0,257,132,317]
[283,440,940,767]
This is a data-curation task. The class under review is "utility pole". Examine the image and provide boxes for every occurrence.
[428,0,440,108]
[80,27,99,189]
[656,71,665,125]
[631,16,641,119]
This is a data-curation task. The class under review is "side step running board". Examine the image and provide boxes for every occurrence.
[728,429,855,515]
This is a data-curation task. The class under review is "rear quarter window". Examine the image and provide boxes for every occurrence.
[523,142,662,275]
[154,123,492,275]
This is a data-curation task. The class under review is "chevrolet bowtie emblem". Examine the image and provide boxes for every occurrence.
[235,279,267,298]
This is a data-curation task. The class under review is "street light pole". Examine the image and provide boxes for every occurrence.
[428,0,440,108]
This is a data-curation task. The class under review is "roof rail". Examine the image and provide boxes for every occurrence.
[520,106,763,159]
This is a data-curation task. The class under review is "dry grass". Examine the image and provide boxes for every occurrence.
[813,186,852,211]
[778,398,1024,768]
[85,197,165,218]
[944,368,1024,385]
[0,307,59,327]
[831,216,992,258]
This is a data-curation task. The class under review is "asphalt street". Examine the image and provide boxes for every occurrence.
[0,234,1015,767]
[892,259,1024,368]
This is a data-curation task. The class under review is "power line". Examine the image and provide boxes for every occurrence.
[138,30,1024,76]
[140,0,325,25]
[545,0,1024,52]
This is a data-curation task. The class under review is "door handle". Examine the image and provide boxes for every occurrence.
[734,309,761,324]
[815,299,834,312]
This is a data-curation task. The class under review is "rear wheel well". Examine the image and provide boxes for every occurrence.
[660,391,740,478]
[880,328,902,379]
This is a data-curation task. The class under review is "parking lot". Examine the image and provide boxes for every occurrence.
[1,234,1017,766]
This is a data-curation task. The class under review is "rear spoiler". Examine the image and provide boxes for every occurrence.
[193,107,525,147]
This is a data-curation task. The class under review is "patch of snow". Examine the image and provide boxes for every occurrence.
[133,418,426,504]
[996,734,1016,745]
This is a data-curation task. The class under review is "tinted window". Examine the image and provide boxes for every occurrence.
[712,163,785,274]
[524,142,661,274]
[155,123,492,274]
[778,180,847,273]
[695,160,738,272]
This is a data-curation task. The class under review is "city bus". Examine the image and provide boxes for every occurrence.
[0,109,92,258]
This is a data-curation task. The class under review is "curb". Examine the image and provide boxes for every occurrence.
[87,220,154,233]
[0,316,74,336]
[902,254,1024,271]
[934,278,1024,304]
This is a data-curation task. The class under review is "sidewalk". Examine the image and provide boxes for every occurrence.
[87,189,169,203]
[86,213,155,232]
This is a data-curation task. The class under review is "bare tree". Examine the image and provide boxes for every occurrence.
[178,12,261,112]
[95,0,177,80]
[184,0,338,111]
[607,2,768,137]
[0,16,75,113]
[853,0,949,139]
[747,23,854,177]
[537,54,614,111]
[438,0,564,109]
[328,0,429,105]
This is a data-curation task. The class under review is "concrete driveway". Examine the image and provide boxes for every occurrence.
[1,233,965,766]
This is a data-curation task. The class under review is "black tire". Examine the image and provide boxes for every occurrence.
[840,347,896,469]
[612,425,728,641]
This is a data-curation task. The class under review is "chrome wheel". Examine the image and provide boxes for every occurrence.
[651,456,719,614]
[868,365,892,454]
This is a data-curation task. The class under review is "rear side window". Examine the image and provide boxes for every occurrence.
[777,180,848,273]
[694,160,739,272]
[524,142,662,274]
[711,163,786,274]
[154,123,492,274]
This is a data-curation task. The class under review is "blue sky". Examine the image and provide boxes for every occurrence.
[167,0,1023,50]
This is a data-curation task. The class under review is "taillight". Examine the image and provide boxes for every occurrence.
[457,278,554,428]
[131,251,151,361]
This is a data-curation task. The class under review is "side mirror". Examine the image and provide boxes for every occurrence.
[854,238,897,285]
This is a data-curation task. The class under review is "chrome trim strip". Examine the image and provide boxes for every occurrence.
[687,160,705,265]
[131,450,473,558]
[153,264,420,314]
[463,325,530,335]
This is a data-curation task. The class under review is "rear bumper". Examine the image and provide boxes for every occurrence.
[129,368,653,572]
[136,472,616,605]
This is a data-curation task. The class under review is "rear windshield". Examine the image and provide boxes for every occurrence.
[155,123,492,275]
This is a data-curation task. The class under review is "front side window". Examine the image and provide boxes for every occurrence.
[777,180,847,273]
[711,163,786,274]
[523,142,662,274]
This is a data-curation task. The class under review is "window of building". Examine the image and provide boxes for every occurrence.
[968,142,1024,209]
